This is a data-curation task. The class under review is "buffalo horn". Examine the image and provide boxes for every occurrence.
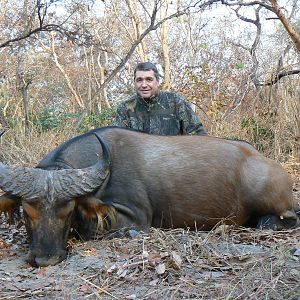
[0,135,111,199]
[0,163,48,199]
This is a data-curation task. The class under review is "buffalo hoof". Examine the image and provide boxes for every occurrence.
[256,214,299,230]
[127,229,140,238]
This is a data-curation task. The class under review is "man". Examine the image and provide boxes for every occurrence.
[113,62,207,136]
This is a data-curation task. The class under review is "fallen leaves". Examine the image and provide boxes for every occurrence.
[0,238,16,259]
[155,263,166,275]
[170,251,182,270]
[0,239,10,249]
[106,249,183,278]
[0,215,299,300]
[80,247,97,257]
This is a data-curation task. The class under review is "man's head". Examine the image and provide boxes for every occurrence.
[134,62,160,99]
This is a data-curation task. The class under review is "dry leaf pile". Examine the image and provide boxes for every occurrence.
[0,218,299,300]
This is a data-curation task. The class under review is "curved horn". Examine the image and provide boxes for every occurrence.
[0,162,48,199]
[52,160,110,199]
[0,135,112,200]
[51,134,111,198]
[93,132,111,166]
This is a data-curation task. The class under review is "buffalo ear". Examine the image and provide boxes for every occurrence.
[77,196,112,218]
[76,196,117,230]
[0,194,21,224]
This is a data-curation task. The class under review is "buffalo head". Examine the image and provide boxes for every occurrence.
[0,135,111,267]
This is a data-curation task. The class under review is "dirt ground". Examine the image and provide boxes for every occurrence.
[1,187,300,300]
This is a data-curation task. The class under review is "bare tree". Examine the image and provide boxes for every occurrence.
[220,0,300,51]
[0,0,103,49]
[94,29,111,110]
[16,53,32,134]
[160,0,171,89]
[43,34,84,109]
[231,5,263,87]
[221,0,300,85]
[125,0,149,61]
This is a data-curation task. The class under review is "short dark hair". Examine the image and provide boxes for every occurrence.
[134,62,160,80]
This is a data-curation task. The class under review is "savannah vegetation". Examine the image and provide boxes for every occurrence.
[0,0,299,166]
[0,1,299,299]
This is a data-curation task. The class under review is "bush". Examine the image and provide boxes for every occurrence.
[32,107,73,131]
[32,107,115,133]
[77,108,115,133]
[240,116,275,154]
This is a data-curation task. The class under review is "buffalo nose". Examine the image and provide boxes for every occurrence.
[27,251,67,267]
[35,254,66,267]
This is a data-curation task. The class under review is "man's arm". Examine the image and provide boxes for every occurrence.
[112,103,130,128]
[178,98,207,136]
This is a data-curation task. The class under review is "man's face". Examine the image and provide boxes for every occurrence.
[134,70,160,99]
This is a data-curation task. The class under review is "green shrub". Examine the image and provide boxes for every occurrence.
[77,108,115,133]
[32,107,115,133]
[32,107,74,132]
[240,116,275,153]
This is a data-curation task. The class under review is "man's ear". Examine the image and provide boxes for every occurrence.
[0,193,21,224]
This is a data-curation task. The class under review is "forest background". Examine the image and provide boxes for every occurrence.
[0,0,299,169]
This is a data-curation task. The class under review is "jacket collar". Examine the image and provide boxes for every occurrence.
[136,90,160,105]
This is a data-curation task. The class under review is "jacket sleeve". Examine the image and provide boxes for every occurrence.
[177,97,207,136]
[112,104,131,128]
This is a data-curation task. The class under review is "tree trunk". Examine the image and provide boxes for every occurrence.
[160,0,171,89]
[97,51,111,110]
[83,46,93,113]
[271,0,300,53]
[16,53,31,135]
[50,34,84,109]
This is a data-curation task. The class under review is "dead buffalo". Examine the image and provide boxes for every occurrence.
[0,126,299,267]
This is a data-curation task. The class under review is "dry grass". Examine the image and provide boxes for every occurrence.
[205,91,300,165]
[0,127,75,166]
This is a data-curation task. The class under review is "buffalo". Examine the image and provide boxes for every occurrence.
[0,126,299,267]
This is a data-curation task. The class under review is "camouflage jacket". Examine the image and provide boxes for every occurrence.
[113,91,207,136]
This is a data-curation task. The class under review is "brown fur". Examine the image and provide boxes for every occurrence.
[22,201,41,220]
[76,197,117,232]
[0,194,19,224]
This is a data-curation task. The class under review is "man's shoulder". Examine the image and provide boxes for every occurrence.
[158,90,186,104]
[159,90,181,97]
[117,94,138,109]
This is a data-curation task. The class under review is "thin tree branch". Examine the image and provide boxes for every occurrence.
[221,0,273,11]
[221,0,300,53]
[270,0,300,52]
[259,69,300,86]
[0,24,65,48]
